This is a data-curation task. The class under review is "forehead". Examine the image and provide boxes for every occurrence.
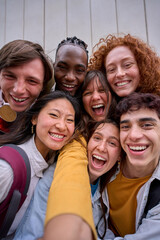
[55,45,87,65]
[42,98,75,114]
[120,108,160,122]
[96,123,119,135]
[105,46,135,64]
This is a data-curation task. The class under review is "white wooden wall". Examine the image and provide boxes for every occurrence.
[0,0,160,61]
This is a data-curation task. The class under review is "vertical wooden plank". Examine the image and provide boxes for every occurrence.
[117,0,147,41]
[145,0,160,56]
[91,0,117,50]
[5,0,24,42]
[45,0,66,61]
[24,0,44,47]
[0,0,6,48]
[67,0,92,56]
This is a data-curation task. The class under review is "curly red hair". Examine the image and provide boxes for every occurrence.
[88,34,160,96]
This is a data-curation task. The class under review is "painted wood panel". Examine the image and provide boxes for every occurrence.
[0,0,5,48]
[45,0,67,60]
[5,0,24,42]
[24,0,44,46]
[67,0,92,55]
[116,0,147,41]
[91,0,117,50]
[145,0,160,56]
[0,0,160,59]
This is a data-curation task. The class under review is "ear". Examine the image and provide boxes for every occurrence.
[31,115,38,125]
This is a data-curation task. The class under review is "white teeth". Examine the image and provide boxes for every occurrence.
[50,133,64,139]
[93,154,105,161]
[116,81,128,86]
[92,104,103,109]
[12,96,26,102]
[63,84,74,88]
[129,146,147,151]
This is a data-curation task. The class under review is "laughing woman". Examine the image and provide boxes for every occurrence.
[0,91,81,239]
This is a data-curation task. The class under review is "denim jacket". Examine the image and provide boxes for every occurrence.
[93,161,160,240]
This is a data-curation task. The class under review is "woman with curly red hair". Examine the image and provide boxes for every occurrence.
[88,34,160,99]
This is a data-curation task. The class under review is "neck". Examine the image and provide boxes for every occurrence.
[122,158,158,179]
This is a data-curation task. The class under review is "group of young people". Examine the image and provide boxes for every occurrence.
[0,33,160,240]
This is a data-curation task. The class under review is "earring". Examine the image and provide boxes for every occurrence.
[31,125,34,134]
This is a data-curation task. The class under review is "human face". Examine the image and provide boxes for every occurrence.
[88,123,120,183]
[32,98,75,159]
[105,46,140,97]
[54,45,88,96]
[0,59,44,112]
[120,108,160,178]
[82,77,111,121]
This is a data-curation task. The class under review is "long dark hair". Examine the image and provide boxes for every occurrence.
[0,91,81,146]
[88,119,120,239]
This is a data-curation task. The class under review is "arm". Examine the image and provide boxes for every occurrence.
[44,138,97,240]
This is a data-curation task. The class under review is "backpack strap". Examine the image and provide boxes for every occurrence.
[0,144,31,238]
[140,178,160,224]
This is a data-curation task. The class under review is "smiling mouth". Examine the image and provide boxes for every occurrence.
[116,81,130,87]
[63,83,76,89]
[129,145,148,151]
[12,95,28,102]
[92,104,104,115]
[50,133,65,139]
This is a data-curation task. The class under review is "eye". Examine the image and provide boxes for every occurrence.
[27,79,39,85]
[98,88,105,93]
[124,62,134,69]
[67,118,74,123]
[107,67,116,74]
[120,124,129,130]
[3,73,15,80]
[49,113,58,118]
[83,91,91,96]
[141,122,154,129]
[76,68,85,73]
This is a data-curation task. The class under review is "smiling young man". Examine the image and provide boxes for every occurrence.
[106,92,160,240]
[53,36,88,97]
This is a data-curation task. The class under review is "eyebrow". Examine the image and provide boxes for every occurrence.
[94,131,119,142]
[58,61,86,69]
[51,108,74,117]
[120,117,157,124]
[2,69,42,82]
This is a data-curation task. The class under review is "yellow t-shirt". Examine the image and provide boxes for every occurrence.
[107,169,150,237]
[45,137,97,240]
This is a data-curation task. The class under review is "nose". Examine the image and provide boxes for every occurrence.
[65,70,76,82]
[13,80,26,94]
[116,66,125,78]
[92,90,101,101]
[56,119,66,131]
[97,141,107,153]
[128,125,143,141]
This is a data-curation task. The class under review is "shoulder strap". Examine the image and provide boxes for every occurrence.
[140,179,160,224]
[0,144,31,239]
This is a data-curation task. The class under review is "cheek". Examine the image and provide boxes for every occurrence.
[83,97,90,110]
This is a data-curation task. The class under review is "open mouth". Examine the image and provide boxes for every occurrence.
[92,154,106,169]
[92,104,104,115]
